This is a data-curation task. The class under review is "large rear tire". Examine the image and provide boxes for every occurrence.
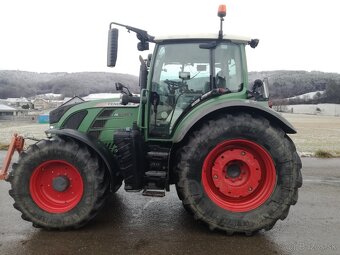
[175,113,302,234]
[8,136,109,230]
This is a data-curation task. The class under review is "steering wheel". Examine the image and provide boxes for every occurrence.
[164,79,188,94]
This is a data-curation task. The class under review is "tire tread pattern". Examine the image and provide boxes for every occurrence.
[8,137,109,230]
[175,113,302,235]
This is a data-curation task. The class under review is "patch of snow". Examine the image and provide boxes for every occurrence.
[276,103,340,116]
[0,104,16,111]
[45,93,62,98]
[299,151,314,158]
[62,97,72,103]
[287,91,325,100]
[36,93,62,99]
[83,93,121,101]
[5,97,29,103]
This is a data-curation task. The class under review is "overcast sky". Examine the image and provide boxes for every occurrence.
[0,0,339,75]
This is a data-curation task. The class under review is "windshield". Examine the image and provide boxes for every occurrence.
[149,42,243,137]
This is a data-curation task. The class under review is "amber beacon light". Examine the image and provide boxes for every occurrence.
[217,4,226,39]
[218,4,226,18]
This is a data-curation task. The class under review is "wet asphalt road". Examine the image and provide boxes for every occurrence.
[0,152,339,255]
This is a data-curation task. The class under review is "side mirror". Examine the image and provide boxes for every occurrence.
[249,39,259,49]
[139,55,148,89]
[107,28,119,67]
[251,79,269,100]
[147,54,152,67]
[262,77,270,99]
[115,82,124,91]
[137,41,149,51]
[252,79,263,90]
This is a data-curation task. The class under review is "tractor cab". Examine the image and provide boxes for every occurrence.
[108,12,262,139]
[147,36,247,138]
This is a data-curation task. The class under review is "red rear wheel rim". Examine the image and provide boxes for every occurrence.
[202,139,276,212]
[30,160,84,213]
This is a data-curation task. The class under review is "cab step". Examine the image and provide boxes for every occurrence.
[142,189,165,197]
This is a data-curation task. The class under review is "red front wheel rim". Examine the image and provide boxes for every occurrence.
[30,160,84,213]
[202,139,276,212]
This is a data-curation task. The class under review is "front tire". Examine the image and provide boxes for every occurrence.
[8,136,109,230]
[175,113,302,234]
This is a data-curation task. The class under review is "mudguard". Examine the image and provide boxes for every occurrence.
[46,128,120,189]
[172,99,296,143]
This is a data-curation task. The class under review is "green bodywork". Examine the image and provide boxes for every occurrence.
[51,99,139,151]
[50,39,286,152]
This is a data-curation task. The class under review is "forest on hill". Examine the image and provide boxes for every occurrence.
[0,70,139,99]
[1,70,340,104]
[249,70,340,104]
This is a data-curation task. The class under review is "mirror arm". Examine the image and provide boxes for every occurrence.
[110,22,155,43]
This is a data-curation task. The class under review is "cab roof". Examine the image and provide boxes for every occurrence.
[154,33,252,44]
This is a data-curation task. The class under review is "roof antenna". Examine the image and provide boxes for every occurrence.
[218,4,226,40]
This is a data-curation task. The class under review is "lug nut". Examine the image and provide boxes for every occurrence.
[248,187,253,191]
[213,175,218,179]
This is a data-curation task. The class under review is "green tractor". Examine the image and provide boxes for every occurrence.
[5,5,302,234]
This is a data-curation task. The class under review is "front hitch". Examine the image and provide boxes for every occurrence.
[0,134,25,180]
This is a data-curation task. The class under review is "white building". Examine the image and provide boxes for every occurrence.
[0,104,16,117]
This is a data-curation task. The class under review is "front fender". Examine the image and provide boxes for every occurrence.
[46,128,120,189]
[172,99,296,143]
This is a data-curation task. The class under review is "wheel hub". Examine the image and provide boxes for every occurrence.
[202,139,276,212]
[212,150,262,198]
[52,176,70,192]
[226,163,241,178]
[29,160,84,213]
